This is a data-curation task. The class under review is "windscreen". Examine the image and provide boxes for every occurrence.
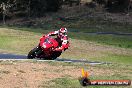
[44,37,52,44]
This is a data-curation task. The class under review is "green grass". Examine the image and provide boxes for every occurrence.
[88,54,132,65]
[0,27,131,64]
[0,27,131,65]
[103,54,132,64]
[39,61,132,88]
[69,32,132,48]
[43,77,82,88]
[42,76,131,88]
[0,28,40,54]
[1,26,132,49]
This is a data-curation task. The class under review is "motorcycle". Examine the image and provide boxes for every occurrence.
[27,35,69,60]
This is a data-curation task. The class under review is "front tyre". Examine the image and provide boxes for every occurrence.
[27,46,40,59]
[27,51,34,59]
[42,51,62,60]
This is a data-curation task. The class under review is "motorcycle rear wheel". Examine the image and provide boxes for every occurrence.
[42,51,62,60]
[51,51,62,60]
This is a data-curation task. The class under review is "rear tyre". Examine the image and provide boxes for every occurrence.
[51,51,62,60]
[27,46,40,59]
[42,51,62,60]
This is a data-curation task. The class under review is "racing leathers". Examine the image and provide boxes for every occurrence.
[46,30,69,51]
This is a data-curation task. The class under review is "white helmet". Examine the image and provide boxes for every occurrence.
[59,28,67,35]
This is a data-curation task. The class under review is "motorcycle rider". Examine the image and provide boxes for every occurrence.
[45,27,69,51]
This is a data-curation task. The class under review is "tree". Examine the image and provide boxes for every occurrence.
[29,0,63,16]
[0,0,14,24]
[0,0,63,19]
[93,0,131,12]
[47,0,63,11]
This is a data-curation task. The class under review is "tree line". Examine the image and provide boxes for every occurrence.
[0,0,63,22]
[93,0,131,12]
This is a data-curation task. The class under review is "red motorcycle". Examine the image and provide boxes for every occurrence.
[27,35,69,60]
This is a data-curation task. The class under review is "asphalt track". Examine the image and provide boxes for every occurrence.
[0,53,110,65]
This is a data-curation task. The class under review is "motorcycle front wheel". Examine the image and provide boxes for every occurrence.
[27,46,40,59]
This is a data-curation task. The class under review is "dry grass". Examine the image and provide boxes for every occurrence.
[0,61,131,88]
[60,38,132,60]
[0,61,79,88]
